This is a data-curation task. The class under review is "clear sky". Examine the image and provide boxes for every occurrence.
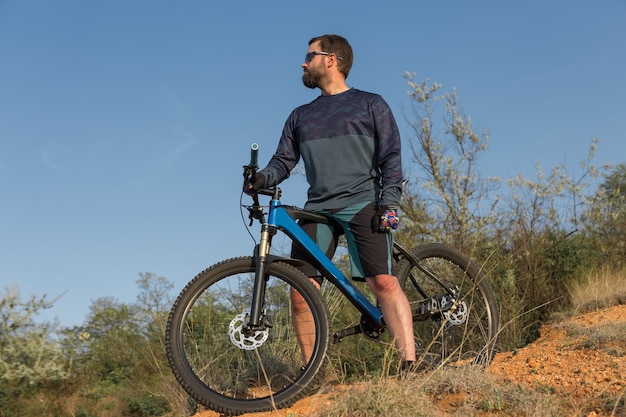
[1,1,624,328]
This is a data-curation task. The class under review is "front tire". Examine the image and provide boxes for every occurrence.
[165,257,331,416]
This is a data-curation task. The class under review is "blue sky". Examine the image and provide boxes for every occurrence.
[1,1,624,327]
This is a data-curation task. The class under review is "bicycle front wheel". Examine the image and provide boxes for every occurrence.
[397,244,499,368]
[166,257,331,416]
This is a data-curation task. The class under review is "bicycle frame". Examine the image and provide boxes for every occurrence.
[247,187,384,332]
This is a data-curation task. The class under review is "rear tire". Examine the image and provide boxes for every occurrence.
[166,257,331,416]
[397,244,499,368]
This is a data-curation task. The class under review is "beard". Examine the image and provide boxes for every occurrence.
[302,70,321,89]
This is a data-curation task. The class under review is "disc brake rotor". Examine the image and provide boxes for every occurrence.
[441,296,468,325]
[229,312,269,350]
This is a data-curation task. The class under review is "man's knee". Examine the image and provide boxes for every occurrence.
[367,274,400,296]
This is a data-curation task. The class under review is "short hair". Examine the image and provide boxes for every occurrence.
[309,34,354,79]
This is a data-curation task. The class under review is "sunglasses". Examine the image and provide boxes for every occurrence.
[304,51,342,64]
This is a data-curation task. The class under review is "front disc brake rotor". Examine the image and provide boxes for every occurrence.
[229,312,269,350]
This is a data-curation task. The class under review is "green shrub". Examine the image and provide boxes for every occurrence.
[126,392,170,417]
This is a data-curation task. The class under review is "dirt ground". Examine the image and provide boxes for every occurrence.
[489,304,625,415]
[193,304,626,417]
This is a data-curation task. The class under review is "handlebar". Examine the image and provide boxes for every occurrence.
[242,143,283,225]
[244,143,266,225]
[243,143,282,200]
[249,142,259,168]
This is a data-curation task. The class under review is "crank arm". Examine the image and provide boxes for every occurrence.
[333,325,362,343]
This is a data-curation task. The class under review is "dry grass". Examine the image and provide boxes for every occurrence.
[313,366,565,417]
[567,266,626,312]
[557,319,626,356]
[309,267,626,417]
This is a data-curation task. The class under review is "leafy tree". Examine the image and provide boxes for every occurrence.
[60,280,178,416]
[398,74,610,350]
[583,162,626,267]
[135,272,173,334]
[600,162,626,197]
[401,72,499,251]
[0,286,69,416]
[78,297,146,384]
[0,285,68,384]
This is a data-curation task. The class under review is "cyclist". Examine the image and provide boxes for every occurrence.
[245,34,416,370]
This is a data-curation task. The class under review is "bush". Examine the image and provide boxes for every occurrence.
[127,392,170,417]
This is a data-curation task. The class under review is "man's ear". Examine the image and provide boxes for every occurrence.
[327,54,338,69]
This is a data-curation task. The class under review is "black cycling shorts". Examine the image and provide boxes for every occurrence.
[290,201,395,282]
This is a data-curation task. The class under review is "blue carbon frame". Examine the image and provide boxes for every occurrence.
[265,198,384,326]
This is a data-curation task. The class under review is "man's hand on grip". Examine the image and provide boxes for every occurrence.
[243,172,266,195]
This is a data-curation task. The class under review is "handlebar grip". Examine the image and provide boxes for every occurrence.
[249,143,259,168]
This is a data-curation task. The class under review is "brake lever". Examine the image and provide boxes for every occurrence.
[247,204,265,226]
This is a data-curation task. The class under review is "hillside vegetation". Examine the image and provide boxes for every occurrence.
[195,300,626,417]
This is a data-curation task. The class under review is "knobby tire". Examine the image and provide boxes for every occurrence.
[397,243,499,368]
[165,257,331,416]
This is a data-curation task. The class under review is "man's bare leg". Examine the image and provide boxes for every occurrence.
[366,274,416,362]
[291,274,414,365]
[290,279,321,364]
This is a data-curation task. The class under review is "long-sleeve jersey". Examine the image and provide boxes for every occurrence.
[259,88,403,211]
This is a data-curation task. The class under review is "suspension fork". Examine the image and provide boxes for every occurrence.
[247,223,277,330]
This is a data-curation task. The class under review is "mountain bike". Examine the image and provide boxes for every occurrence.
[165,143,499,416]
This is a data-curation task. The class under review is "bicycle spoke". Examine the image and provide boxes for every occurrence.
[398,244,499,368]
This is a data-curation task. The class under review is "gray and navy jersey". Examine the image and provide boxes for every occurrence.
[259,88,403,210]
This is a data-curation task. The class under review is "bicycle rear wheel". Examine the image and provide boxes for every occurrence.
[397,243,499,368]
[166,257,331,416]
